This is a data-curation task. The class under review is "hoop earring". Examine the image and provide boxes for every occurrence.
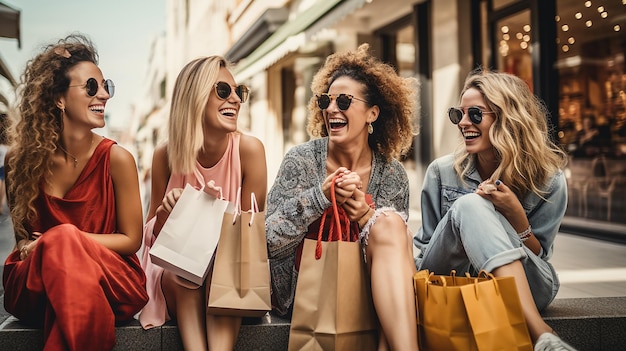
[367,122,373,134]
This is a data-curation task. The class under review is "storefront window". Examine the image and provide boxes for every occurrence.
[556,0,625,223]
[493,0,519,10]
[377,19,416,162]
[494,9,533,89]
[395,25,416,78]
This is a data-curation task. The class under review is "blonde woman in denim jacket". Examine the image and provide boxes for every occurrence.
[414,69,576,350]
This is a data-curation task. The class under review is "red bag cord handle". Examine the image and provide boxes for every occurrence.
[330,177,342,241]
[315,175,344,259]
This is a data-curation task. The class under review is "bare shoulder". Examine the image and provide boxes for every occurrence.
[239,133,265,159]
[109,143,137,168]
[152,143,168,161]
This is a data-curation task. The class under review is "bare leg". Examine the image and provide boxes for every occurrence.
[366,212,419,351]
[206,314,242,351]
[162,270,208,351]
[377,330,390,351]
[492,261,553,343]
[204,266,242,351]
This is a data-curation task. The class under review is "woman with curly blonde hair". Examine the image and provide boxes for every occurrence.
[266,43,419,350]
[414,69,575,350]
[3,34,148,350]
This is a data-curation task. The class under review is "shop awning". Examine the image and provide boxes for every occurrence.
[225,8,289,63]
[0,1,21,48]
[233,0,367,80]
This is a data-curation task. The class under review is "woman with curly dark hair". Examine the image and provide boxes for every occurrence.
[266,43,419,350]
[3,34,148,350]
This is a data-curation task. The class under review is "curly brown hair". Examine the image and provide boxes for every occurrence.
[7,33,98,241]
[307,43,418,160]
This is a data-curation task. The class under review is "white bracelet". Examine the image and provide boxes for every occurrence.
[517,225,532,242]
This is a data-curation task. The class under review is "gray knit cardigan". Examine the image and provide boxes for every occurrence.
[265,137,410,315]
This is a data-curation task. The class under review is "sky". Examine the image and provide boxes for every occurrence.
[0,0,166,130]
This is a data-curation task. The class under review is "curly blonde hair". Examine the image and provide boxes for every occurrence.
[307,43,418,160]
[7,33,98,241]
[453,69,567,199]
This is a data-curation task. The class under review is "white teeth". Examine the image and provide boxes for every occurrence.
[220,108,237,116]
[89,106,104,113]
[329,118,346,124]
[464,131,480,137]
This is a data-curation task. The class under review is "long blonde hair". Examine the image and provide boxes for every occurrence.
[167,56,228,174]
[8,34,98,241]
[454,69,567,198]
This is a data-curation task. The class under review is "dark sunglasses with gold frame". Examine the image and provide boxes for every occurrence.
[214,81,249,102]
[69,78,115,98]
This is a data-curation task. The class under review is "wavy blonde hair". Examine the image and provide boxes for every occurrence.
[453,69,567,198]
[167,56,231,174]
[307,43,418,160]
[8,34,98,241]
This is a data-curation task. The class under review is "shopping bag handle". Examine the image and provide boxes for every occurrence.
[247,192,260,227]
[470,270,501,299]
[422,270,457,304]
[203,180,225,200]
[231,187,243,225]
[315,175,344,259]
[329,176,342,241]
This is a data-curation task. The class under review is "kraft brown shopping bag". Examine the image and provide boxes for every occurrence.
[208,192,271,317]
[288,178,378,351]
[414,270,532,351]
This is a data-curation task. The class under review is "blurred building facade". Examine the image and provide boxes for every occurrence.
[132,0,626,232]
[0,1,20,114]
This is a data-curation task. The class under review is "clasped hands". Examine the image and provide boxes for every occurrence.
[323,168,371,223]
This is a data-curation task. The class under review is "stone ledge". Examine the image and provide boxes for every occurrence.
[540,297,626,351]
[1,297,625,351]
[0,313,291,351]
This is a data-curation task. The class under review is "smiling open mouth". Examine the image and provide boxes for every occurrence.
[329,118,347,130]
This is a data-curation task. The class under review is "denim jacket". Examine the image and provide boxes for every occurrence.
[414,154,567,260]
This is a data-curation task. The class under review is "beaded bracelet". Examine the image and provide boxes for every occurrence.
[517,225,533,242]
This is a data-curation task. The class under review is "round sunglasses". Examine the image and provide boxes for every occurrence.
[448,106,495,124]
[214,81,249,103]
[69,78,115,98]
[317,93,367,111]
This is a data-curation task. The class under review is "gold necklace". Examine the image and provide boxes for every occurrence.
[58,134,94,168]
[58,144,79,168]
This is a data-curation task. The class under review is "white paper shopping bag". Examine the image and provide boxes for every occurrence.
[149,183,235,286]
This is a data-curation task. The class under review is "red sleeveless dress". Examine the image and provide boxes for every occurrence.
[3,138,148,351]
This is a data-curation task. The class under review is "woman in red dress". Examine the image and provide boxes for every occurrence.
[2,34,148,351]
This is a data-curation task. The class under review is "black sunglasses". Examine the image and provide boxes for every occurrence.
[69,78,115,98]
[317,93,367,111]
[215,81,249,102]
[448,106,495,124]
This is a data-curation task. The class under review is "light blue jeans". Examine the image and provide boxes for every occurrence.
[416,193,559,311]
